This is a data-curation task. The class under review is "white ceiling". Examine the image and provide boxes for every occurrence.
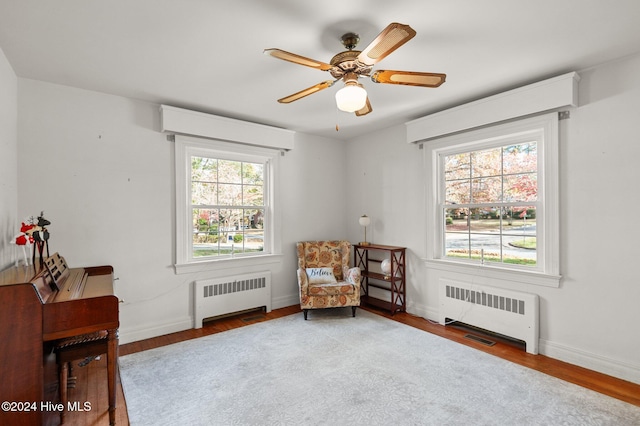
[1,1,640,140]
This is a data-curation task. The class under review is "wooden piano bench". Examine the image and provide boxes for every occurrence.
[55,330,109,424]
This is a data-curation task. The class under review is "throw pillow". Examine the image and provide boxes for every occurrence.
[306,267,337,284]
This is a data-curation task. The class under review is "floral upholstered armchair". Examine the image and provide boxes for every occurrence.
[296,240,361,320]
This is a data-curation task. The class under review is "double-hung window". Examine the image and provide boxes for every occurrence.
[426,113,560,287]
[174,135,279,271]
[443,141,538,266]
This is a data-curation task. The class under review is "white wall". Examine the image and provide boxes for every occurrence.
[345,124,430,313]
[0,47,17,270]
[16,79,347,343]
[546,54,640,381]
[346,53,640,384]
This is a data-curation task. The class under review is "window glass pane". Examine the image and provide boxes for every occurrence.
[252,209,265,229]
[191,157,217,182]
[246,229,264,252]
[503,207,536,235]
[243,184,263,206]
[469,208,500,231]
[444,153,470,181]
[445,207,469,259]
[467,208,483,231]
[469,233,491,261]
[192,182,217,205]
[242,209,260,229]
[191,156,218,205]
[214,209,266,256]
[503,206,536,266]
[471,147,501,178]
[469,231,487,258]
[445,208,469,230]
[445,180,469,205]
[472,177,502,203]
[218,160,242,184]
[504,173,537,202]
[242,163,264,185]
[193,208,220,258]
[219,208,243,234]
[503,142,537,175]
[476,234,502,264]
[445,233,470,259]
[243,209,264,254]
[193,208,218,234]
[469,207,502,263]
[218,183,242,206]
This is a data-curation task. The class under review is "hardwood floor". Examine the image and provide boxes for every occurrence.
[59,357,129,426]
[72,305,639,425]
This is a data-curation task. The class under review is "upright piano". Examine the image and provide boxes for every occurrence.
[0,253,119,426]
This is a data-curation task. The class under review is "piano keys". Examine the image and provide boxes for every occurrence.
[0,253,119,426]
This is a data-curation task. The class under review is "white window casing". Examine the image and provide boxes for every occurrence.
[424,113,561,288]
[174,135,282,274]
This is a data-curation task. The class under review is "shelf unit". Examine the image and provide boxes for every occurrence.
[354,243,406,315]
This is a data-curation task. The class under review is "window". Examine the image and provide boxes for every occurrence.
[191,157,265,258]
[443,141,538,266]
[425,113,560,287]
[174,135,280,272]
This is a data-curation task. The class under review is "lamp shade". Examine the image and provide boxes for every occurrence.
[335,84,367,112]
[359,215,371,227]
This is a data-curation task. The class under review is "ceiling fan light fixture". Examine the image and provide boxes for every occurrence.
[265,23,446,117]
[335,82,367,112]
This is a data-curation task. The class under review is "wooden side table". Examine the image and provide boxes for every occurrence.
[354,243,406,315]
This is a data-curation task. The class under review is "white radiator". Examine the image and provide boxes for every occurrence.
[193,272,272,329]
[439,279,539,354]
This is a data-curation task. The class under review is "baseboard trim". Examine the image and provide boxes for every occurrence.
[119,294,299,345]
[119,316,192,345]
[407,301,439,322]
[272,293,300,310]
[540,338,640,385]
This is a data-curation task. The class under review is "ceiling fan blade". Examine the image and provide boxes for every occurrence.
[355,97,372,116]
[277,80,335,104]
[264,48,333,71]
[356,23,416,66]
[371,70,446,87]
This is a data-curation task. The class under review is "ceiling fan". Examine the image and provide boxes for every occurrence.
[264,22,446,117]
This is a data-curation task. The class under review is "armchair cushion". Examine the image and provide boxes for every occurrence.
[309,282,356,296]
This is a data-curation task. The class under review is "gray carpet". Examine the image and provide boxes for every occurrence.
[119,309,640,425]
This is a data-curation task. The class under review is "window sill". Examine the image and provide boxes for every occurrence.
[174,253,283,275]
[424,259,561,288]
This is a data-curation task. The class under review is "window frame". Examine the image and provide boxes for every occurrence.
[424,113,561,287]
[174,135,282,274]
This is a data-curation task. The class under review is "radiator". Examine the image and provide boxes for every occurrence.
[439,279,539,354]
[193,272,272,329]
